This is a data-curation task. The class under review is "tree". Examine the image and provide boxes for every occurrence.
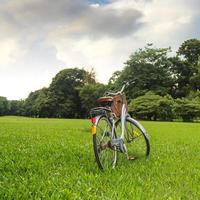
[169,39,200,97]
[178,39,200,65]
[22,68,99,118]
[79,83,106,117]
[187,90,200,101]
[189,60,200,91]
[9,100,25,116]
[108,71,121,85]
[24,88,48,117]
[112,45,174,99]
[0,96,9,116]
[174,98,200,122]
[129,92,174,121]
[169,57,196,98]
[47,68,88,118]
[157,95,175,121]
[84,68,96,85]
[190,73,200,90]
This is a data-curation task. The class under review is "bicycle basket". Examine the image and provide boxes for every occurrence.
[111,95,128,118]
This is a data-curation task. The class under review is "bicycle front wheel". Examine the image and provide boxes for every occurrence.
[125,117,150,158]
[93,115,117,170]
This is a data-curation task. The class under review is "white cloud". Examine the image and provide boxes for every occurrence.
[0,39,18,66]
[0,0,199,99]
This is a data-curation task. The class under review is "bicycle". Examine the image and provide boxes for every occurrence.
[90,82,150,170]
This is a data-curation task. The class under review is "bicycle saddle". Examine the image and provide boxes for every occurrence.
[97,96,113,103]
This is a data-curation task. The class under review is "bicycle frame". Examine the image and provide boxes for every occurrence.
[107,103,130,153]
[110,103,149,154]
[120,104,128,140]
[92,81,149,152]
[109,104,128,138]
[91,82,150,169]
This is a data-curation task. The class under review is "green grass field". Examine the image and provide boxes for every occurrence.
[0,117,200,200]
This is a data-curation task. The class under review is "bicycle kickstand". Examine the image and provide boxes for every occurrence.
[123,144,136,160]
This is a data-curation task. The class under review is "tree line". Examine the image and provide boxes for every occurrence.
[0,38,200,121]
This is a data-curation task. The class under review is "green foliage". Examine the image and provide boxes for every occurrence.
[0,96,9,116]
[129,91,200,122]
[24,88,48,117]
[22,68,103,118]
[9,100,25,116]
[0,117,200,199]
[79,83,106,117]
[3,38,200,121]
[112,45,174,99]
[48,68,86,118]
[174,98,200,122]
[190,73,200,90]
[84,68,96,84]
[169,56,198,98]
[108,70,121,86]
[110,39,200,100]
[178,38,200,65]
[129,92,174,121]
[187,90,200,100]
[170,39,200,97]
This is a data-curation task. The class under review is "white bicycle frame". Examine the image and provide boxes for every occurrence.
[120,104,128,140]
[95,81,149,154]
[110,104,128,139]
[110,103,149,154]
[94,105,128,151]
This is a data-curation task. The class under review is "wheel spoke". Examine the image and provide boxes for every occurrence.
[93,116,117,170]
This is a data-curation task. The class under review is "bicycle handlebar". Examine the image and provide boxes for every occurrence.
[104,81,135,96]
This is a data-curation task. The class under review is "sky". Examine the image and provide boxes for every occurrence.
[0,0,199,100]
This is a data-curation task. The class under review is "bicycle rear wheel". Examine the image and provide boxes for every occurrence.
[93,115,117,170]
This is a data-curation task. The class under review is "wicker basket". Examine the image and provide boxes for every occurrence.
[111,95,128,117]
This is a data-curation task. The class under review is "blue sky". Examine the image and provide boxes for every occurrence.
[89,0,110,4]
[0,0,199,100]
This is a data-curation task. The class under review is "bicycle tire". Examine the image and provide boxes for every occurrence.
[93,115,117,170]
[116,116,150,159]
